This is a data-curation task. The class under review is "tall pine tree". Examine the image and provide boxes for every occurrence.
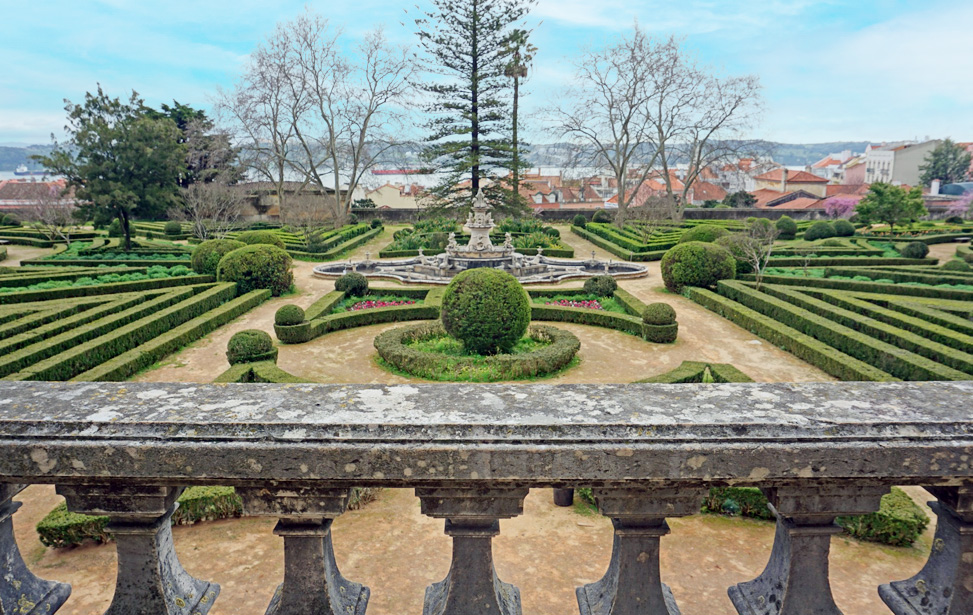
[415,0,534,215]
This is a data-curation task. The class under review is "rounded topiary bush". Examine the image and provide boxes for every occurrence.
[592,210,613,224]
[191,239,246,275]
[370,218,383,229]
[441,268,531,355]
[679,224,730,244]
[275,304,306,326]
[334,272,369,297]
[236,230,286,249]
[572,214,587,228]
[821,238,845,247]
[1,214,21,227]
[661,241,736,293]
[583,275,618,297]
[804,221,837,241]
[543,226,560,239]
[164,221,182,236]
[901,241,930,259]
[714,235,753,275]
[833,219,856,237]
[945,216,964,224]
[226,329,277,365]
[217,244,293,296]
[775,216,797,240]
[642,302,676,325]
[942,259,971,272]
[107,219,122,237]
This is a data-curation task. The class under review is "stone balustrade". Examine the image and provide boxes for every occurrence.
[0,381,971,615]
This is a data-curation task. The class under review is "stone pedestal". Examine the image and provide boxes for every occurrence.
[880,485,973,615]
[577,487,705,615]
[57,485,218,615]
[0,484,71,615]
[728,485,887,615]
[417,487,529,615]
[237,487,368,615]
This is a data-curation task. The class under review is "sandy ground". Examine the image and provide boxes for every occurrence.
[1,244,51,266]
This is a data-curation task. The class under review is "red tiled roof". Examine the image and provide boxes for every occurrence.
[753,169,829,183]
[692,181,726,202]
[811,157,843,169]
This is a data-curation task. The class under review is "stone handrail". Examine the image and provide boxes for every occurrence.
[0,381,970,615]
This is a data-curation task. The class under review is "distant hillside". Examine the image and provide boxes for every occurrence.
[765,142,871,166]
[0,145,54,171]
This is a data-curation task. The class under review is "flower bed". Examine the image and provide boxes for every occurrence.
[545,299,602,310]
[350,299,416,311]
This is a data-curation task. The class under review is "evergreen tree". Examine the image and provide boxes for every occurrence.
[144,101,243,187]
[855,182,927,231]
[415,0,534,215]
[919,138,972,187]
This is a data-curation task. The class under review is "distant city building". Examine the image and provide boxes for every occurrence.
[808,150,856,181]
[0,178,78,213]
[752,169,829,198]
[364,183,430,209]
[863,140,940,185]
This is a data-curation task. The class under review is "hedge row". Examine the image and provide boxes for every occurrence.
[379,246,575,258]
[530,303,645,336]
[584,223,680,252]
[213,360,308,383]
[635,361,754,383]
[824,267,973,286]
[74,288,271,381]
[37,487,243,548]
[570,226,667,261]
[858,232,973,245]
[23,258,191,268]
[879,299,973,337]
[767,257,937,268]
[686,287,896,381]
[0,235,55,247]
[719,281,969,381]
[0,274,214,305]
[287,225,383,261]
[0,266,143,288]
[745,274,973,302]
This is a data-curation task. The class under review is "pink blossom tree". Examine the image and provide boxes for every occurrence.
[823,197,857,220]
[945,193,973,220]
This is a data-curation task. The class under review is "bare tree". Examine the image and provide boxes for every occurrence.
[281,191,329,246]
[722,218,780,290]
[172,181,244,240]
[25,184,79,244]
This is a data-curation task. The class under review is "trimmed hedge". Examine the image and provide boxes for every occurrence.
[192,239,247,275]
[775,216,797,240]
[743,274,973,302]
[804,221,837,241]
[635,361,753,383]
[227,329,277,365]
[0,246,6,262]
[661,241,736,293]
[275,304,306,326]
[570,225,669,262]
[214,360,308,383]
[702,487,775,520]
[583,275,617,297]
[236,230,287,249]
[530,303,644,337]
[288,225,383,261]
[335,272,369,297]
[218,244,293,296]
[441,269,531,355]
[0,274,215,306]
[679,224,730,244]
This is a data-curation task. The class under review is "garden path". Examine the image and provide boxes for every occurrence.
[1,244,50,266]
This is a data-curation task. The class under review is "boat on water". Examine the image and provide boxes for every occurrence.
[13,164,49,177]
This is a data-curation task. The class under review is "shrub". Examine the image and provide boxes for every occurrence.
[661,242,736,293]
[901,241,930,259]
[191,239,246,275]
[775,216,797,240]
[804,221,837,241]
[441,268,531,355]
[583,275,618,297]
[702,487,775,520]
[821,238,845,247]
[592,210,613,223]
[572,214,587,228]
[943,259,971,272]
[836,487,930,547]
[965,252,973,264]
[679,224,730,244]
[642,302,676,325]
[226,329,277,364]
[164,221,182,236]
[275,304,306,326]
[348,213,359,224]
[217,244,293,296]
[107,219,122,237]
[334,272,369,297]
[543,226,560,239]
[945,216,964,224]
[715,235,754,275]
[370,218,383,229]
[236,230,286,249]
[1,214,21,227]
[833,219,856,237]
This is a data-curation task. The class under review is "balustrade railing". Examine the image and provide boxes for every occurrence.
[0,381,970,615]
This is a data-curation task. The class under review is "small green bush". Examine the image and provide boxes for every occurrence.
[1,214,21,227]
[679,224,730,244]
[164,221,182,236]
[942,259,971,272]
[191,239,246,275]
[107,219,122,237]
[572,214,587,228]
[275,304,306,326]
[592,210,613,223]
[642,302,676,325]
[661,241,736,293]
[833,219,856,237]
[370,218,383,229]
[804,221,837,241]
[821,238,845,247]
[348,213,359,224]
[441,268,531,355]
[583,275,618,297]
[702,487,775,520]
[543,226,560,239]
[775,216,797,240]
[901,241,930,259]
[836,487,930,547]
[217,244,293,296]
[945,216,964,224]
[335,272,369,297]
[236,230,286,249]
[715,235,754,275]
[227,329,276,364]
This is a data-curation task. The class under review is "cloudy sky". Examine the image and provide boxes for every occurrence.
[2,0,971,145]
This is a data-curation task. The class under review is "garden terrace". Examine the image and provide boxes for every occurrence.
[0,381,970,615]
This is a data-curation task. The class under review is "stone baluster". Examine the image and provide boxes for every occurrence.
[576,486,707,615]
[416,487,529,615]
[57,484,218,615]
[728,484,888,615]
[237,486,369,615]
[880,485,973,615]
[0,483,71,615]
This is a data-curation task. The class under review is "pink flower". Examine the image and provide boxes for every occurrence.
[350,300,416,311]
[545,299,603,310]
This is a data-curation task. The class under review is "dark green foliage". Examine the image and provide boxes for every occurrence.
[642,322,678,343]
[164,221,182,236]
[965,252,973,264]
[370,218,383,229]
[821,238,846,247]
[107,219,122,237]
[679,224,729,244]
[837,488,930,547]
[715,235,754,275]
[582,275,618,297]
[833,219,856,237]
[530,304,644,337]
[723,190,757,208]
[775,215,797,239]
[236,230,286,249]
[943,260,971,272]
[661,242,736,293]
[275,304,306,326]
[543,226,560,239]
[226,329,276,365]
[636,361,752,383]
[642,302,676,325]
[901,241,930,259]
[214,360,308,383]
[919,138,972,187]
[1,214,20,227]
[334,272,369,297]
[191,239,246,275]
[804,221,837,241]
[945,216,964,224]
[572,214,587,228]
[217,244,293,296]
[441,268,531,355]
[0,247,5,262]
[702,487,775,520]
[592,210,613,223]
[855,183,927,231]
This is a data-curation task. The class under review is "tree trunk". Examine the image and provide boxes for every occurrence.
[511,75,519,207]
[121,211,132,252]
[470,0,479,196]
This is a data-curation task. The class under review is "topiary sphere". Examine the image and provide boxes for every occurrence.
[334,272,369,297]
[217,244,293,296]
[583,275,618,297]
[543,226,560,239]
[679,224,730,244]
[572,214,587,228]
[661,241,736,293]
[370,218,383,229]
[191,239,246,275]
[441,268,531,355]
[775,216,797,239]
[944,216,964,224]
[592,210,613,224]
[804,221,837,241]
[833,219,856,237]
[236,230,286,249]
[901,241,929,259]
[275,304,306,326]
[226,329,276,365]
[164,221,182,236]
[942,259,971,272]
[642,302,676,325]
